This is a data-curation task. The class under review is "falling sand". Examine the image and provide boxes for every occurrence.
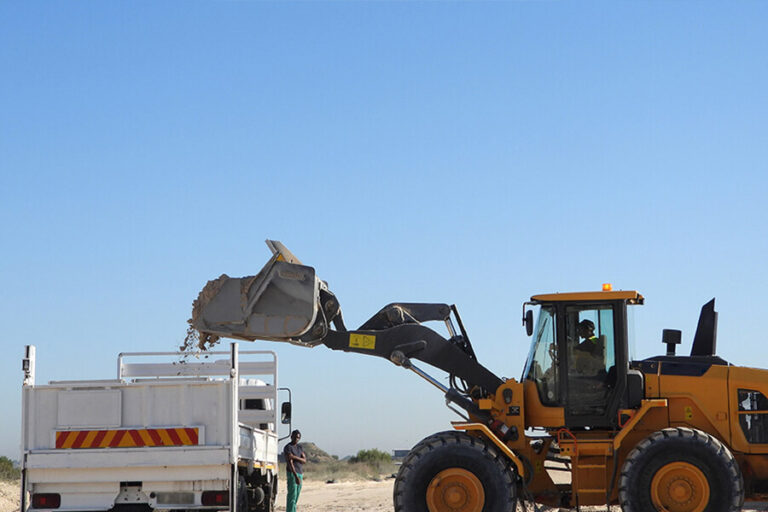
[179,274,228,353]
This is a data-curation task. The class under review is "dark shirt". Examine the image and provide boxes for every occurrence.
[283,443,305,475]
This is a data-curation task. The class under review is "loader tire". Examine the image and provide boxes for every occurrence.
[618,427,743,512]
[393,431,517,512]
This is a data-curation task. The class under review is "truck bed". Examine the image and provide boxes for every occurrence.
[20,345,282,512]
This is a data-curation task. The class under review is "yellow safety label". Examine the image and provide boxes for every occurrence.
[349,334,376,350]
[684,406,693,420]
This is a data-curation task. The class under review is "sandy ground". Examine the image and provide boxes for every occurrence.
[277,478,768,512]
[0,481,19,512]
[3,478,767,512]
[275,479,393,512]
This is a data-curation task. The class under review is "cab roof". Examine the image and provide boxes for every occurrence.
[530,290,644,304]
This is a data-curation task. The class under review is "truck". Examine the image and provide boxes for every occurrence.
[188,240,768,511]
[20,344,290,512]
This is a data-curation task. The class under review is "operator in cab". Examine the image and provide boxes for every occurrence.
[572,319,604,376]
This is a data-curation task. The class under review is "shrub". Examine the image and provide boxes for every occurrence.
[0,456,20,481]
[349,449,391,464]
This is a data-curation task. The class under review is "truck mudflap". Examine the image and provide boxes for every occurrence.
[190,240,341,348]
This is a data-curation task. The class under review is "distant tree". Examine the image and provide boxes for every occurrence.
[349,449,391,464]
[0,456,20,481]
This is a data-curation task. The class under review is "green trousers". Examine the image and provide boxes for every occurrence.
[286,472,303,512]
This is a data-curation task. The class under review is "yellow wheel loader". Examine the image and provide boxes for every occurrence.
[190,241,766,511]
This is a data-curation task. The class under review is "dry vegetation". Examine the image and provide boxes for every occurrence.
[296,443,398,483]
[300,460,398,483]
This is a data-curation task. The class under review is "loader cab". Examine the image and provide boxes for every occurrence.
[522,289,644,428]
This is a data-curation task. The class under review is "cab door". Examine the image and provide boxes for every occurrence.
[559,301,627,428]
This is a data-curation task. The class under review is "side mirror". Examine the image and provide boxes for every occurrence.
[281,402,292,424]
[524,309,534,336]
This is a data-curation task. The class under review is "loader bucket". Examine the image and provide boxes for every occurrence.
[190,241,325,345]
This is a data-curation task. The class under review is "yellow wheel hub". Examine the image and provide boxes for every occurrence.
[651,461,710,512]
[426,468,485,512]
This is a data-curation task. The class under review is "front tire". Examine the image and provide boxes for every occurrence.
[618,427,743,512]
[394,431,517,512]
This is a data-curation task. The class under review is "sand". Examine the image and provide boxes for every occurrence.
[3,478,767,511]
[276,478,768,511]
[0,480,393,512]
[0,481,19,512]
[275,480,393,511]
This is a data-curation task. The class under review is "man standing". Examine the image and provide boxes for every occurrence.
[283,430,306,512]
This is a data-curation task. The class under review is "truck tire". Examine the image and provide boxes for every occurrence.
[618,427,743,512]
[237,476,249,512]
[394,431,517,512]
[264,476,277,512]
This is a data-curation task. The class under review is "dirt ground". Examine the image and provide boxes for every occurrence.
[4,478,768,512]
[275,480,392,512]
[283,479,768,511]
[0,481,19,512]
[275,478,768,511]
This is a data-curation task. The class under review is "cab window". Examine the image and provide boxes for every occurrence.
[565,305,616,416]
[524,306,560,406]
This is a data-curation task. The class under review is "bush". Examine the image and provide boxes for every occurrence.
[0,456,20,481]
[349,449,391,464]
[282,447,396,482]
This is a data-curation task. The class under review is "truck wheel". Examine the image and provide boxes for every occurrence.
[270,476,278,512]
[237,476,249,512]
[261,476,277,512]
[618,427,743,512]
[394,431,517,512]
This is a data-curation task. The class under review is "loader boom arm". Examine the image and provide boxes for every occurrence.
[322,313,503,393]
[190,241,504,396]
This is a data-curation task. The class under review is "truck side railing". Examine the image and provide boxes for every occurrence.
[117,347,279,429]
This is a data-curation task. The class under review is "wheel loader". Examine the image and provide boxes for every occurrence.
[189,240,767,511]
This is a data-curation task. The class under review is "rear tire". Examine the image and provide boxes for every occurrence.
[393,431,517,512]
[267,475,277,512]
[618,427,743,512]
[237,476,249,512]
[252,475,276,512]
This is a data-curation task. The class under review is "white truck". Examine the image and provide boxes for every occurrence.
[20,343,290,512]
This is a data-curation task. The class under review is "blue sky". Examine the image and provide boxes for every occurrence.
[1,1,767,458]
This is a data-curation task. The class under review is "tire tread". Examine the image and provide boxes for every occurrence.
[618,427,743,512]
[393,431,516,512]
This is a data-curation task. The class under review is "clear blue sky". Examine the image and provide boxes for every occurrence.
[1,1,767,459]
